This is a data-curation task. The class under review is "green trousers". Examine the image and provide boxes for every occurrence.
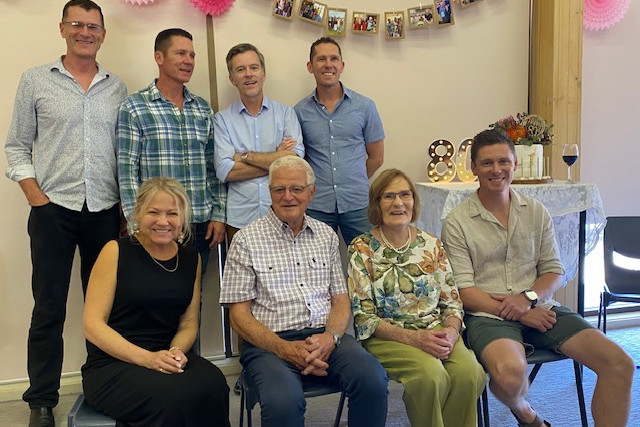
[363,333,486,427]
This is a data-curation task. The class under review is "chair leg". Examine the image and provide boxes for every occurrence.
[573,361,589,427]
[482,386,490,427]
[333,391,346,427]
[528,363,542,384]
[597,293,603,330]
[239,386,245,427]
[476,396,483,427]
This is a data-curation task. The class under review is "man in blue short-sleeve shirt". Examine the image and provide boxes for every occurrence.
[295,37,384,246]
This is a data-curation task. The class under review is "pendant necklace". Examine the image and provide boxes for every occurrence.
[150,251,179,273]
[379,227,412,253]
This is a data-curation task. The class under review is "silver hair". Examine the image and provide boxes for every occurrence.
[269,156,316,186]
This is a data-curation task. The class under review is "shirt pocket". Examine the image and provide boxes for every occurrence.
[253,260,293,303]
[307,256,332,292]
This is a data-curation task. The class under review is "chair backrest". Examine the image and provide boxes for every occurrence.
[603,216,640,295]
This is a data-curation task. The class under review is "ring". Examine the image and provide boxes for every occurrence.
[159,368,164,373]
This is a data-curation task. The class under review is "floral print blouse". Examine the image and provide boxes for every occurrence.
[348,230,464,341]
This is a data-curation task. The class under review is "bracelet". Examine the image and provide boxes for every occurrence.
[169,346,181,352]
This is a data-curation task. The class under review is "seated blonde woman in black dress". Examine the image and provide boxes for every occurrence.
[82,178,230,427]
[348,169,486,427]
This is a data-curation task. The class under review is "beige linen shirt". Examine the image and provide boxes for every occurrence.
[441,189,565,320]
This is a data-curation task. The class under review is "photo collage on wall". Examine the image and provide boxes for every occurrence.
[272,0,485,39]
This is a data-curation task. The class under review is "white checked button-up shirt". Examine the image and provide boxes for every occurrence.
[220,208,347,333]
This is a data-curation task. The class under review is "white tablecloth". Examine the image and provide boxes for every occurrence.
[414,181,606,281]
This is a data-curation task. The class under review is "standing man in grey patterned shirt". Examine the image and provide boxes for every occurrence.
[3,1,126,426]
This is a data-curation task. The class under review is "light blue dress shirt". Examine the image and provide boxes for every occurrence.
[214,97,304,228]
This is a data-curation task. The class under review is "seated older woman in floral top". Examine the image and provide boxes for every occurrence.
[348,169,485,427]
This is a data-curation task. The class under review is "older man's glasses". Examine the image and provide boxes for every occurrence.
[381,190,413,202]
[63,21,105,33]
[269,184,312,196]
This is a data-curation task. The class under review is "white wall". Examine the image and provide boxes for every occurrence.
[582,4,640,216]
[0,0,529,387]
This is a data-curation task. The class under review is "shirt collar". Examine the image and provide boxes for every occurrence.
[468,188,528,218]
[52,56,109,81]
[265,207,316,236]
[149,79,194,103]
[234,96,269,116]
[311,82,351,104]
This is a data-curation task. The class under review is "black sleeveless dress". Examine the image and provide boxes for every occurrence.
[81,238,229,427]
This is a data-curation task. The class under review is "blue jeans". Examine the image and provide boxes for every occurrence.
[241,328,388,427]
[306,208,371,245]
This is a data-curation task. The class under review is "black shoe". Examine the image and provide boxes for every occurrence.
[29,407,55,427]
[233,377,242,395]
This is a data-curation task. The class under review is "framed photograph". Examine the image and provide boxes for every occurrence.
[435,0,455,27]
[298,0,327,26]
[352,11,379,35]
[384,11,406,40]
[326,8,347,37]
[272,0,295,20]
[407,5,435,29]
[460,0,485,8]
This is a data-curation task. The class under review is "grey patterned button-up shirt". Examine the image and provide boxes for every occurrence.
[4,57,127,212]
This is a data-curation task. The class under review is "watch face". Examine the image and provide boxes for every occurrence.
[525,290,537,301]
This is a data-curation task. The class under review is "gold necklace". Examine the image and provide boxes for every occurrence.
[150,251,179,273]
[379,227,412,253]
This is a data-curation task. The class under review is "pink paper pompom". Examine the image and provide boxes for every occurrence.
[583,0,630,31]
[124,0,155,5]
[190,0,235,16]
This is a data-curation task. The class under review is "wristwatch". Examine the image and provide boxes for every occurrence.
[522,289,538,308]
[240,152,249,162]
[325,328,342,347]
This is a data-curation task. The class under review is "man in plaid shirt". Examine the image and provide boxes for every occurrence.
[117,28,226,269]
[220,156,388,427]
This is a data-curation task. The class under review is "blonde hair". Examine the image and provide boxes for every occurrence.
[130,178,192,242]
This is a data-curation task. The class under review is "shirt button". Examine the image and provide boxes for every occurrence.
[329,119,333,123]
[300,283,304,287]
[334,185,337,188]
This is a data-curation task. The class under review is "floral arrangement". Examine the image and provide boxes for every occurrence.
[490,112,553,146]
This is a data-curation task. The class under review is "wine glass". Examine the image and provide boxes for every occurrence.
[562,144,579,184]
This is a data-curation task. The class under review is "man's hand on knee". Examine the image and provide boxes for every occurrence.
[492,294,531,321]
[518,307,556,332]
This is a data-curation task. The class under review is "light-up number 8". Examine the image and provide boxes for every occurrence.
[427,140,456,183]
[427,138,477,183]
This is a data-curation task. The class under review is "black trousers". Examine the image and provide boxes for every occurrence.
[23,202,119,408]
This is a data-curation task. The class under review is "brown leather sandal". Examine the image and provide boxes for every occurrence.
[512,410,551,427]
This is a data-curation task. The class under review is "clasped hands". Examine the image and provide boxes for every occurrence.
[144,347,188,374]
[411,327,458,360]
[491,294,557,332]
[279,332,335,377]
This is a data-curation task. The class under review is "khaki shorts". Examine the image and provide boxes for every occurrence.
[464,305,593,359]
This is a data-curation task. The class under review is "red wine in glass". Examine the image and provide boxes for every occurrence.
[562,144,579,183]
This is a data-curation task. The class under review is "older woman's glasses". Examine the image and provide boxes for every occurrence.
[269,184,312,196]
[381,190,413,202]
[63,21,105,33]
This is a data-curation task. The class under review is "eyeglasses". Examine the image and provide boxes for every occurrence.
[381,190,413,202]
[63,21,105,33]
[269,184,312,196]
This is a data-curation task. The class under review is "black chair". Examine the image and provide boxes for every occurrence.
[598,216,640,333]
[238,369,346,427]
[479,349,588,427]
[67,394,116,427]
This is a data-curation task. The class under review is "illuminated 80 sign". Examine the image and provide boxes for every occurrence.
[427,138,477,183]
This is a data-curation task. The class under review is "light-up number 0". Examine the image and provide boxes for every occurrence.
[426,138,476,183]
